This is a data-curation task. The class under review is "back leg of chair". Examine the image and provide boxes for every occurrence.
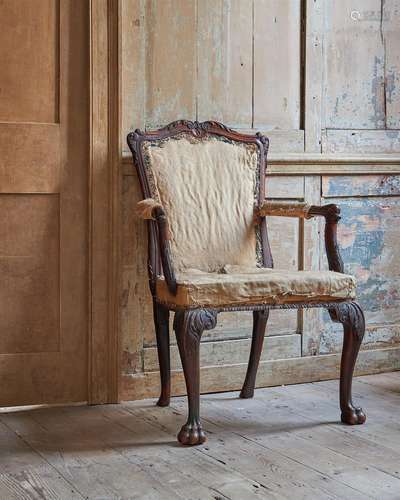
[153,301,171,407]
[329,301,366,425]
[240,309,269,399]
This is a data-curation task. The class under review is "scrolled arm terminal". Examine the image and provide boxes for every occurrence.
[136,198,177,295]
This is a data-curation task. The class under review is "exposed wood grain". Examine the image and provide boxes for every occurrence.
[93,404,278,499]
[121,345,400,401]
[0,409,172,499]
[144,334,301,372]
[272,377,400,451]
[133,373,400,498]
[121,0,145,143]
[322,175,400,198]
[1,405,270,500]
[0,353,87,407]
[0,420,50,475]
[323,0,385,130]
[0,124,60,193]
[384,0,400,129]
[304,0,323,152]
[0,0,89,407]
[0,0,58,123]
[197,0,253,128]
[1,373,400,499]
[256,129,305,153]
[89,0,121,403]
[265,176,304,199]
[145,0,196,128]
[0,467,83,500]
[301,176,323,355]
[323,130,400,154]
[121,266,152,374]
[267,215,299,269]
[253,0,301,130]
[145,401,364,500]
[197,394,400,498]
[0,195,59,354]
[201,309,297,344]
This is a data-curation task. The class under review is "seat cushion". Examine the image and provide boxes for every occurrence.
[156,265,356,308]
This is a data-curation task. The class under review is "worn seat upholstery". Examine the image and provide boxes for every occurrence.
[127,120,366,447]
[156,266,356,308]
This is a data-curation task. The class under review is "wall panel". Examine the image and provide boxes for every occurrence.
[323,0,400,153]
[0,195,59,354]
[145,0,197,128]
[197,0,253,128]
[0,0,59,123]
[253,0,302,130]
[323,0,385,130]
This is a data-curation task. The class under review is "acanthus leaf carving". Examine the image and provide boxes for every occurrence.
[329,301,365,341]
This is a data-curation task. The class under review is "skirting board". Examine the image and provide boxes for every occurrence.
[121,346,400,401]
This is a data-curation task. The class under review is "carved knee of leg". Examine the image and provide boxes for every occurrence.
[175,309,217,445]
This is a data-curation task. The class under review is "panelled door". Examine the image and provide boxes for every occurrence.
[0,0,89,406]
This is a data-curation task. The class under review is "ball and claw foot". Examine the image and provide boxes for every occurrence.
[177,419,207,446]
[341,407,366,425]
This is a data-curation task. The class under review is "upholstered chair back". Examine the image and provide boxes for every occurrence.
[140,132,264,273]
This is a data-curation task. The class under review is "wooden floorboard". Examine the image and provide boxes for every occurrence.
[0,371,400,499]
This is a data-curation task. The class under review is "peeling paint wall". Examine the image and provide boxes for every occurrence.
[319,176,400,354]
[323,0,400,152]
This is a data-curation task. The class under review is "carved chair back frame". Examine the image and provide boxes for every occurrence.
[127,120,273,299]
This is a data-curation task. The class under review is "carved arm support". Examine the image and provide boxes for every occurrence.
[258,201,344,273]
[136,198,177,294]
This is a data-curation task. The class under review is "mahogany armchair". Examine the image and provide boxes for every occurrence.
[127,120,366,446]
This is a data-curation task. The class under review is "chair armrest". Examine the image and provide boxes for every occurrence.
[308,204,344,273]
[257,201,344,273]
[258,201,312,219]
[136,199,177,294]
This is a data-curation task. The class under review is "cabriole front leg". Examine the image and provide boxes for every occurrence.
[174,308,217,445]
[329,301,366,425]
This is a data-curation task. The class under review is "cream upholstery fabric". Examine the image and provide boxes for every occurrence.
[143,135,260,272]
[156,266,356,308]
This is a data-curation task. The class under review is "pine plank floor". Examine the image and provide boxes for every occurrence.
[0,371,400,499]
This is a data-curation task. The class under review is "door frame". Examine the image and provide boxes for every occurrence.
[89,0,121,404]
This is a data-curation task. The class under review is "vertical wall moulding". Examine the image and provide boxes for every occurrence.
[89,0,121,404]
